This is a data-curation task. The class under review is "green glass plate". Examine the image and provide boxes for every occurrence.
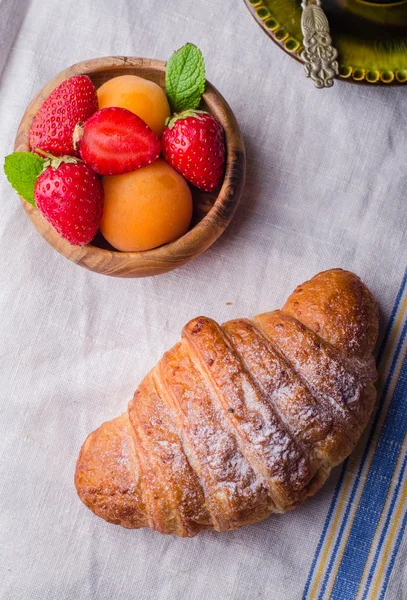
[244,0,407,84]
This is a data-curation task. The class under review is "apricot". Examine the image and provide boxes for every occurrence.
[97,75,171,137]
[100,159,193,252]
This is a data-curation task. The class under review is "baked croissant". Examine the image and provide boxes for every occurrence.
[75,269,379,537]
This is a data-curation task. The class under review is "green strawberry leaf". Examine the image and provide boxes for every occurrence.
[4,152,45,205]
[166,43,205,113]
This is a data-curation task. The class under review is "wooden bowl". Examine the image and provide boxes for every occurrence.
[14,57,246,277]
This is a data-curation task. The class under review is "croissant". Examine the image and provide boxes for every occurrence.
[75,269,379,537]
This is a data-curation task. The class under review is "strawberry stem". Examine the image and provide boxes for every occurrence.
[167,109,208,130]
[72,123,84,150]
[34,148,56,160]
[34,148,80,171]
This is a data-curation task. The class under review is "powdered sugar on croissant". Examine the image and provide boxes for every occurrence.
[75,269,379,537]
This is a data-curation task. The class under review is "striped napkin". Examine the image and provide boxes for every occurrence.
[303,271,407,599]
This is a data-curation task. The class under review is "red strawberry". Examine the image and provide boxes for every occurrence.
[161,110,226,192]
[34,158,103,246]
[73,107,160,176]
[29,75,98,157]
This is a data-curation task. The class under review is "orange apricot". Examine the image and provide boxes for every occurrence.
[97,75,171,137]
[100,159,193,252]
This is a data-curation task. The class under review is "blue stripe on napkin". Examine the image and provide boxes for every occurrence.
[330,342,407,598]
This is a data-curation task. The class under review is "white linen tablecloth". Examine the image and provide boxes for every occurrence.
[1,1,407,599]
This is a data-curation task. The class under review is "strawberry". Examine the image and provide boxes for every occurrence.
[73,107,160,176]
[29,75,98,157]
[161,110,226,192]
[34,157,103,246]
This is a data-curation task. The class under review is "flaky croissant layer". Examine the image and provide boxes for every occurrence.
[75,269,379,537]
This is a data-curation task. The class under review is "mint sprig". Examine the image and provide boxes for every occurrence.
[4,152,44,205]
[166,43,205,114]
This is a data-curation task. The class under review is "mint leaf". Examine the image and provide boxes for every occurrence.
[4,152,44,205]
[166,43,205,113]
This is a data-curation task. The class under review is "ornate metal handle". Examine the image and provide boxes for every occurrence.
[300,0,339,88]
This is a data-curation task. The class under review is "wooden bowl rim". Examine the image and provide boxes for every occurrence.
[14,56,246,276]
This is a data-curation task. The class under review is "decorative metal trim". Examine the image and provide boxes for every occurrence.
[244,0,407,85]
[300,1,339,88]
